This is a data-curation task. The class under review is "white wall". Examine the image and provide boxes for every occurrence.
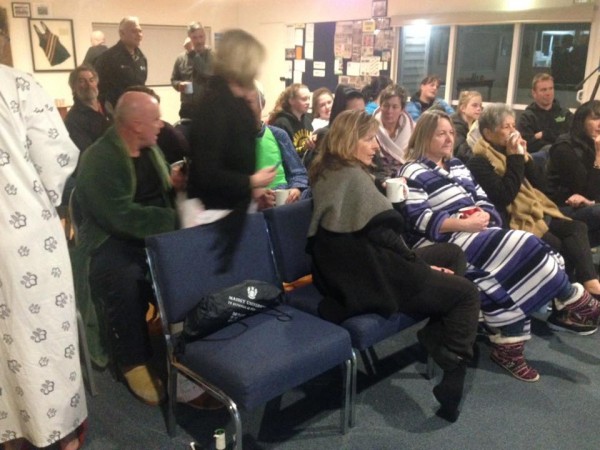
[1,0,240,123]
[2,0,599,122]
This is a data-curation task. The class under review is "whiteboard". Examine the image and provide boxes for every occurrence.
[92,23,189,86]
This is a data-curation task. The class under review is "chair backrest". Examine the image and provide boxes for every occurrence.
[263,200,313,283]
[146,213,279,324]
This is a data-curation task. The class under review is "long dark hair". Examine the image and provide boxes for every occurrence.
[570,100,600,148]
[329,84,365,125]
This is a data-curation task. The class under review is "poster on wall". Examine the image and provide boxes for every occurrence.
[28,18,76,71]
[1,7,14,66]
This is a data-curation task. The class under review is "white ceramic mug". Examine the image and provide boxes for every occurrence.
[274,189,291,206]
[386,178,407,203]
[182,81,193,94]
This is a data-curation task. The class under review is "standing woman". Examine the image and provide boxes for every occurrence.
[0,61,87,448]
[187,29,276,267]
[308,110,480,422]
[268,83,314,158]
[311,87,333,131]
[547,100,600,247]
[451,90,482,163]
[373,84,415,178]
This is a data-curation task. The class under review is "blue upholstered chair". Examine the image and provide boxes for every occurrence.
[145,213,356,449]
[263,200,426,379]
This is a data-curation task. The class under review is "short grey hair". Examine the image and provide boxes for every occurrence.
[119,16,140,32]
[478,103,514,135]
[187,21,203,34]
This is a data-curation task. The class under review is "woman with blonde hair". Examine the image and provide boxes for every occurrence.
[268,83,314,157]
[311,87,333,131]
[309,109,480,422]
[451,90,482,162]
[187,29,276,267]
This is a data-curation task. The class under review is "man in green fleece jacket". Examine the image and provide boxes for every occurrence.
[72,91,181,405]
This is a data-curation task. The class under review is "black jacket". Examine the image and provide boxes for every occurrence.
[64,99,111,153]
[516,101,573,153]
[271,110,313,158]
[96,40,148,108]
[547,133,600,204]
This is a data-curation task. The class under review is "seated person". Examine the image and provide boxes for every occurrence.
[517,73,573,156]
[63,64,112,203]
[547,100,600,247]
[250,86,309,205]
[400,110,600,383]
[65,64,112,153]
[373,84,415,178]
[72,91,184,405]
[311,87,333,131]
[124,85,190,164]
[468,104,600,298]
[405,75,454,121]
[361,75,392,115]
[303,84,366,169]
[268,83,314,158]
[451,90,482,163]
[308,109,480,422]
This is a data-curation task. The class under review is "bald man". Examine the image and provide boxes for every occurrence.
[96,17,148,109]
[72,91,178,405]
[83,30,108,68]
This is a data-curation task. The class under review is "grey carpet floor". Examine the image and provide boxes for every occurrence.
[83,315,600,450]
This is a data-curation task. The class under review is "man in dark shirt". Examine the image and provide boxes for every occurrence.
[170,21,213,119]
[82,30,108,68]
[63,64,111,203]
[517,73,573,154]
[96,16,147,110]
[64,64,111,153]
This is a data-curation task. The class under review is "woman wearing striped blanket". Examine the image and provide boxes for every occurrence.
[399,110,600,383]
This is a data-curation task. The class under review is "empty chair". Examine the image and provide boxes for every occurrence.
[145,213,356,449]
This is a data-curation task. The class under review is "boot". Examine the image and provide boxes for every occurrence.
[433,363,466,423]
[550,285,600,334]
[490,341,539,382]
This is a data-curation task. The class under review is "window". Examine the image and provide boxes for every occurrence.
[516,22,590,108]
[453,25,514,103]
[397,25,450,98]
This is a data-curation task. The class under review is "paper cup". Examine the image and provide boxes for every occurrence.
[275,189,291,206]
[386,178,407,203]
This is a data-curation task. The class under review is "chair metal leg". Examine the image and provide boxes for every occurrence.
[166,365,178,437]
[227,401,242,450]
[349,350,357,428]
[76,309,98,397]
[340,350,357,433]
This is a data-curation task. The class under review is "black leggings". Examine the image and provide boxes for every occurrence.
[542,217,597,283]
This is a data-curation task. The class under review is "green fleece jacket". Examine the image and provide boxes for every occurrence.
[70,126,177,366]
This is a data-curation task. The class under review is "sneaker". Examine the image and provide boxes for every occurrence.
[547,309,598,335]
[562,290,600,325]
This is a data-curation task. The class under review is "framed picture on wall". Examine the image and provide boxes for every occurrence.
[28,19,76,71]
[11,2,31,18]
[32,2,51,18]
[372,0,387,18]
